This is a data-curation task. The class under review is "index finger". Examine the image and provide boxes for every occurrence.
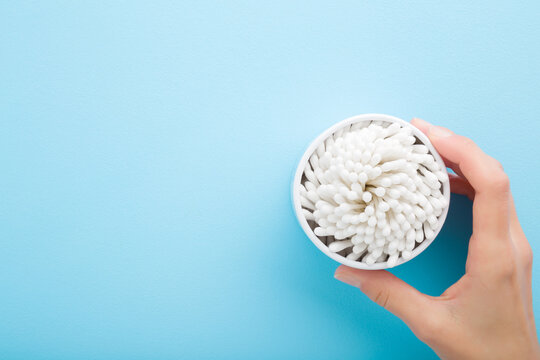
[411,118,510,244]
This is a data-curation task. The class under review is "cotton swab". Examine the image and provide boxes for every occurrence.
[299,119,449,267]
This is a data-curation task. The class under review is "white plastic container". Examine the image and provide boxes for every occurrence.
[292,114,450,270]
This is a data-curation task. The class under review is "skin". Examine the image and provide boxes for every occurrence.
[334,118,539,359]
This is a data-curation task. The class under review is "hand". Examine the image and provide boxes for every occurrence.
[334,118,539,359]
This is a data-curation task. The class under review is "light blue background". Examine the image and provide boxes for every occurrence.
[1,1,539,359]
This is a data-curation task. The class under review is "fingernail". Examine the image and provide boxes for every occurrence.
[429,125,453,138]
[412,117,430,128]
[335,269,362,288]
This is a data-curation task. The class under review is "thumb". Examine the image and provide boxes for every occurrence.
[335,265,431,328]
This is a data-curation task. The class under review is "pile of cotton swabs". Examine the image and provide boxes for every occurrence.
[299,121,448,267]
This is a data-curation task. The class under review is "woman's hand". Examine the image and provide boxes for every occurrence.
[334,118,539,359]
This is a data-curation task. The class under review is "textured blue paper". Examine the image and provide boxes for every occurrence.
[1,1,539,359]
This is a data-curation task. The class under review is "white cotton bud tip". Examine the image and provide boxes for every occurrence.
[362,191,373,203]
[300,196,315,210]
[364,254,376,265]
[401,221,411,232]
[424,226,435,239]
[302,209,315,221]
[388,188,401,199]
[378,201,390,212]
[415,228,424,242]
[379,178,392,187]
[299,118,448,267]
[412,144,429,154]
[365,205,375,216]
[371,247,383,258]
[387,254,399,267]
[346,190,358,200]
[427,214,438,226]
[406,228,416,242]
[375,210,386,220]
[374,187,386,197]
[401,250,412,259]
[357,213,368,223]
[353,243,367,254]
[329,240,353,252]
[435,170,448,183]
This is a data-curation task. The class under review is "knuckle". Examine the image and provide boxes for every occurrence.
[493,256,517,280]
[373,290,391,309]
[522,246,533,270]
[485,171,510,194]
[460,136,476,150]
[492,158,505,171]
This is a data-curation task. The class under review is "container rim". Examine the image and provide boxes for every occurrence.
[291,113,451,270]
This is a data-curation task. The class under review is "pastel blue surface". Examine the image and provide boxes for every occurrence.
[1,1,539,359]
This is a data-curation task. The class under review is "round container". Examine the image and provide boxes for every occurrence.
[292,114,450,270]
